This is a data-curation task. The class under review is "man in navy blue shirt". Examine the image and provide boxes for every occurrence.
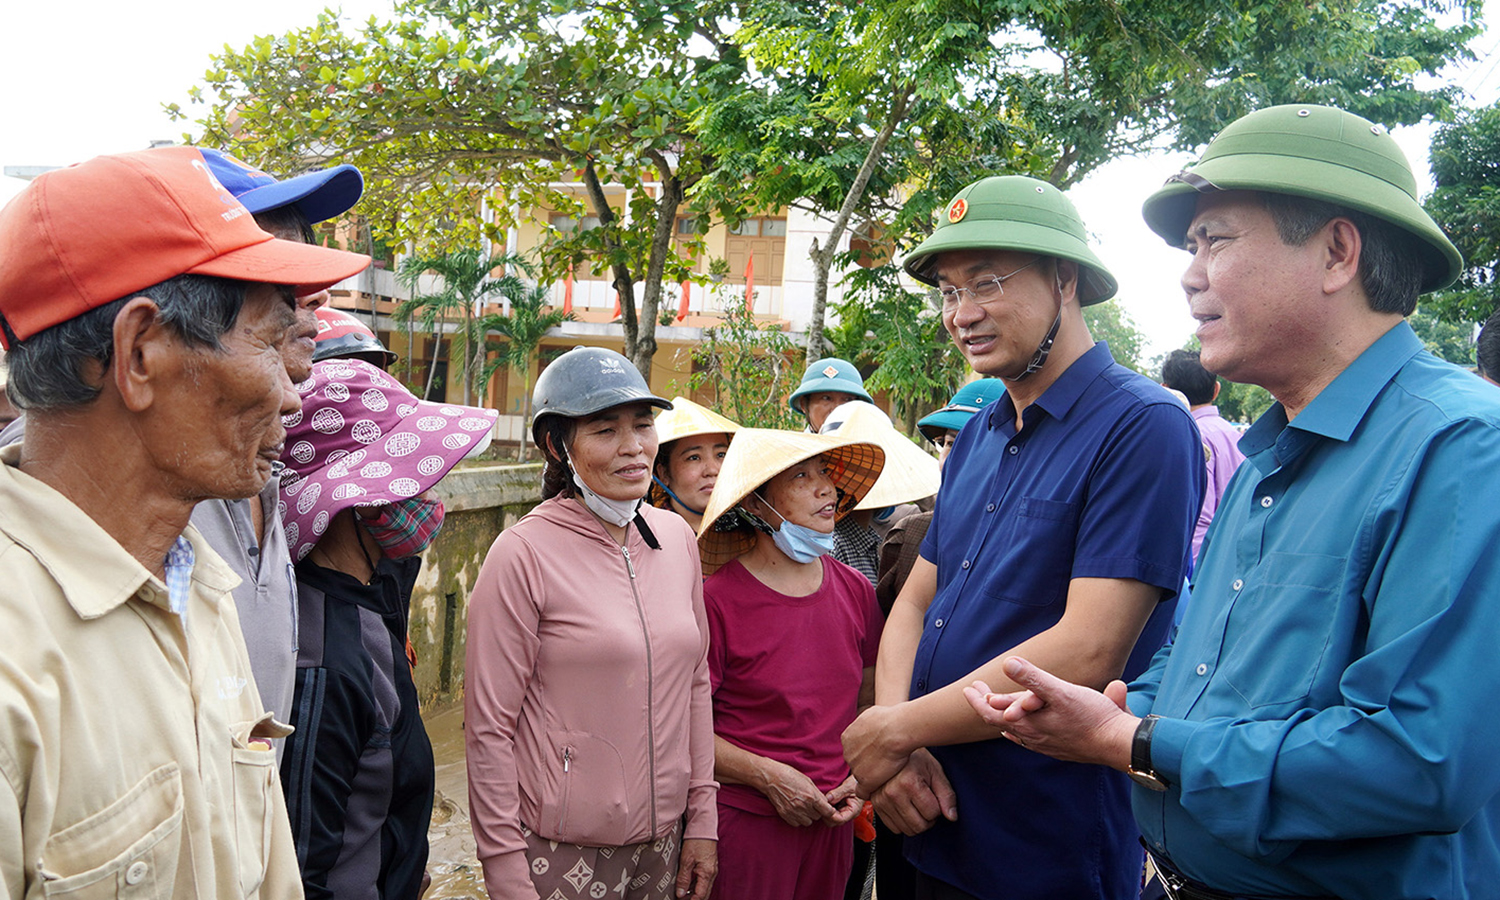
[969,106,1500,900]
[842,175,1203,899]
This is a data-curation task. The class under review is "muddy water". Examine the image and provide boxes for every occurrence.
[423,700,487,899]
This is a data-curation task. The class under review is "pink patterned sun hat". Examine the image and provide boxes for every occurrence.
[278,358,499,561]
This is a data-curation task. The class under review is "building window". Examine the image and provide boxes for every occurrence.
[725,217,787,288]
[550,214,602,232]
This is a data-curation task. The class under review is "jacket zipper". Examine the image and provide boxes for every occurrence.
[621,544,659,836]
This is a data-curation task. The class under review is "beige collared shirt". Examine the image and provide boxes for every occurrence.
[0,446,302,899]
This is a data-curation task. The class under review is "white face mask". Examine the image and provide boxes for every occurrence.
[566,448,641,527]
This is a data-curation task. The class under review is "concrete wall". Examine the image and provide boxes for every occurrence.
[407,462,545,704]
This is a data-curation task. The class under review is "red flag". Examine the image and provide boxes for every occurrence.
[563,271,574,315]
[611,290,621,320]
[677,279,691,322]
[744,251,755,313]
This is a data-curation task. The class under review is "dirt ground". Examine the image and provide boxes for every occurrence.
[423,700,487,899]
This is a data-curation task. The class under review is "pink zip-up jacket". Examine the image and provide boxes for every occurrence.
[464,496,717,898]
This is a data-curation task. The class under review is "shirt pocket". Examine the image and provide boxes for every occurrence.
[1218,552,1345,710]
[984,497,1079,608]
[39,763,183,900]
[229,716,289,897]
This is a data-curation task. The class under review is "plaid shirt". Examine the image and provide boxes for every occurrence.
[833,516,880,585]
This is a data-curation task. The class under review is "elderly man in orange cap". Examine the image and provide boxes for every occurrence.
[0,147,368,898]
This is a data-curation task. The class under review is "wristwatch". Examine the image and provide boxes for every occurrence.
[1128,715,1168,791]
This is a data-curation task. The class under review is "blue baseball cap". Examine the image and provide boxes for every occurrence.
[917,378,1005,441]
[787,358,872,413]
[198,148,363,225]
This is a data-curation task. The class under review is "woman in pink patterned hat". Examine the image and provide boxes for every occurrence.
[276,357,497,900]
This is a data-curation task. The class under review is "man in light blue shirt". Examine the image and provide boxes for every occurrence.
[962,105,1500,900]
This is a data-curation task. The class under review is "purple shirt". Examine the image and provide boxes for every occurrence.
[1190,404,1247,563]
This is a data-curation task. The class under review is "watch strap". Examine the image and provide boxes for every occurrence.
[1128,714,1168,791]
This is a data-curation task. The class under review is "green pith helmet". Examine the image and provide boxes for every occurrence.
[787,358,873,414]
[531,346,672,447]
[902,175,1118,306]
[1142,104,1463,294]
[917,378,1006,442]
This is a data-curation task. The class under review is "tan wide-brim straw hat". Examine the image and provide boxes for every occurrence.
[649,397,742,508]
[820,402,941,510]
[696,428,885,576]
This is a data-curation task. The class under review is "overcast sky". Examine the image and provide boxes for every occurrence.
[5,0,1498,359]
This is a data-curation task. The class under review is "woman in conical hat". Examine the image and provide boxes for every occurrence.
[649,397,740,532]
[695,428,885,900]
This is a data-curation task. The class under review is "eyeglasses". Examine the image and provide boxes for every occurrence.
[936,257,1040,311]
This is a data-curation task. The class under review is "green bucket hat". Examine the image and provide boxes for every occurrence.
[902,175,1118,306]
[1142,104,1462,293]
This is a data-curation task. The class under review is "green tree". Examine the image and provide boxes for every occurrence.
[829,263,966,435]
[188,0,745,380]
[1216,380,1276,425]
[396,249,521,405]
[1409,306,1477,366]
[1083,302,1150,375]
[689,292,803,429]
[1427,102,1500,325]
[698,0,1478,358]
[479,283,573,461]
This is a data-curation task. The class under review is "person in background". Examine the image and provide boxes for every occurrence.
[0,145,368,898]
[277,358,495,900]
[1160,348,1246,564]
[1478,309,1500,386]
[696,428,885,900]
[313,306,400,369]
[651,396,740,532]
[789,357,872,432]
[969,103,1500,900]
[466,347,718,900]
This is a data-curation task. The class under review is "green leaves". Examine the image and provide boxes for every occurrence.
[1426,102,1500,326]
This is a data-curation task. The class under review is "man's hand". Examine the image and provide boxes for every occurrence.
[823,775,863,827]
[675,838,717,900]
[843,704,912,796]
[961,657,1137,770]
[870,748,958,836]
[760,761,838,827]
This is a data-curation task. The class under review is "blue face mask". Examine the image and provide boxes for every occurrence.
[755,493,836,564]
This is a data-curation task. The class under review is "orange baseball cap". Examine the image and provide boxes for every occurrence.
[0,146,371,348]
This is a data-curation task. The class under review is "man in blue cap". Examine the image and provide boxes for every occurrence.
[969,105,1500,900]
[194,150,365,742]
[789,357,873,432]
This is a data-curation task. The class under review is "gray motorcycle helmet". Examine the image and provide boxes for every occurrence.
[531,347,673,449]
[312,331,398,368]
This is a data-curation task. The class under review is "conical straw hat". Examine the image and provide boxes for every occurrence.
[820,402,940,510]
[655,397,741,444]
[696,428,885,576]
[649,398,741,509]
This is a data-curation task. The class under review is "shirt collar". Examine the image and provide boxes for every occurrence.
[0,443,239,619]
[1190,405,1220,420]
[988,341,1115,429]
[1240,321,1422,455]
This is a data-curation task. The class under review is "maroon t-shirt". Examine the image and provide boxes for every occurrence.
[705,555,883,816]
